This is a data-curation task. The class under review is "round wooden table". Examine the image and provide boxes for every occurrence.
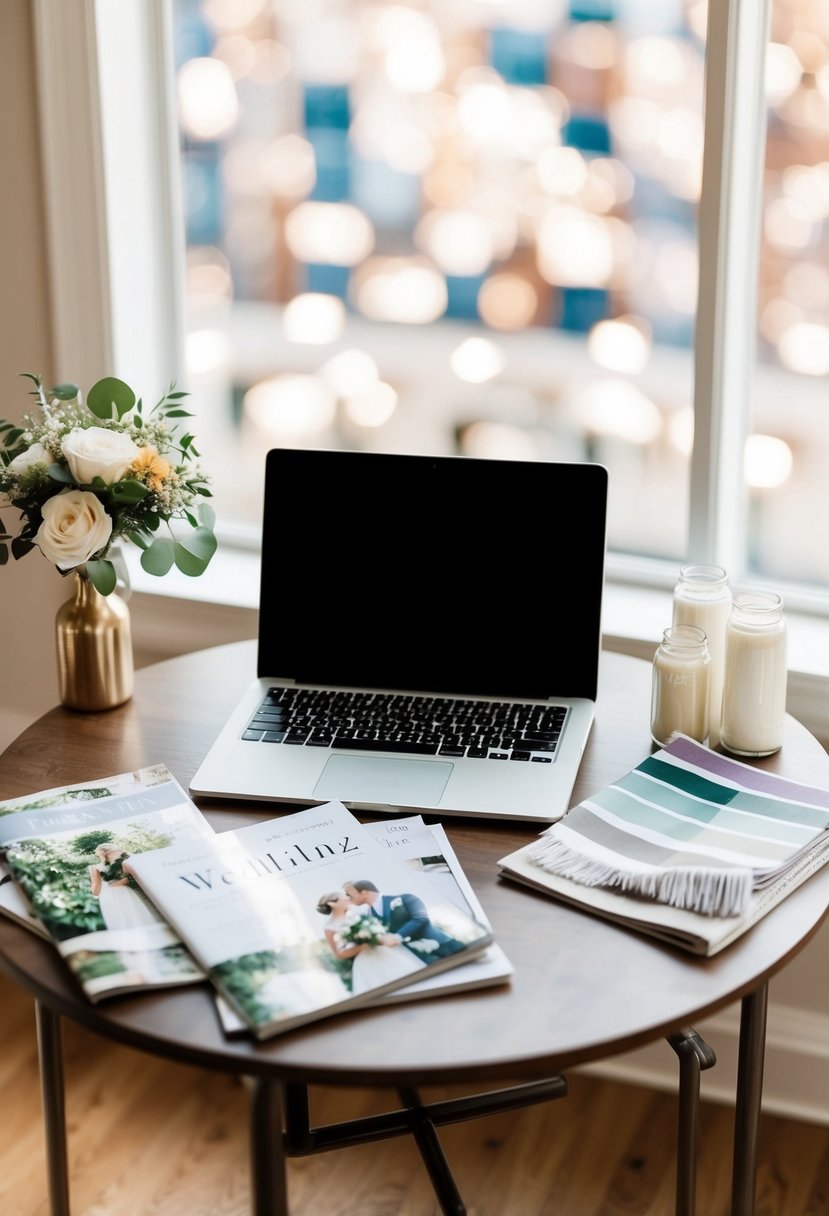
[2,643,828,1216]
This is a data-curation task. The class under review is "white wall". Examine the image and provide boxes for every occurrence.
[0,0,65,750]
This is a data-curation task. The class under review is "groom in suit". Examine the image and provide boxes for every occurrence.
[343,880,467,958]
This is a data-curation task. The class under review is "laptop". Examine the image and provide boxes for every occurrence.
[190,448,608,823]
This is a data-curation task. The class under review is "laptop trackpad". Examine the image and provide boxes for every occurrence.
[314,755,453,806]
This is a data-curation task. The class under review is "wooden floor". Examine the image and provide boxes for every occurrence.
[2,971,829,1216]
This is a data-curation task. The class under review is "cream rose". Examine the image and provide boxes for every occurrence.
[61,426,140,485]
[7,442,51,474]
[35,489,113,570]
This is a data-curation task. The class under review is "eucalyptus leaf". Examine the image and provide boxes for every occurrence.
[176,525,217,562]
[197,502,216,529]
[85,559,117,596]
[11,536,34,560]
[140,537,176,576]
[0,544,8,566]
[110,479,149,503]
[87,377,136,421]
[173,542,209,577]
[47,464,73,484]
[51,383,79,401]
[125,530,150,551]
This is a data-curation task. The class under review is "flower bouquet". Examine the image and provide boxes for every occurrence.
[334,906,388,950]
[0,373,216,596]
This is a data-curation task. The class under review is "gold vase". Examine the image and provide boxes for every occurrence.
[56,572,134,711]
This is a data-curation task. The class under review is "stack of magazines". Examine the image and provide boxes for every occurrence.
[0,767,511,1039]
[498,734,829,956]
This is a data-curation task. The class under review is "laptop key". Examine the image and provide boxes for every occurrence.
[242,729,264,741]
[331,736,440,755]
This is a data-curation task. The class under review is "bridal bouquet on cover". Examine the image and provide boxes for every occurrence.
[0,372,216,596]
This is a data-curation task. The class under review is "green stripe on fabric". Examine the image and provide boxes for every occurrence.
[638,756,829,830]
[617,772,815,846]
[587,788,793,863]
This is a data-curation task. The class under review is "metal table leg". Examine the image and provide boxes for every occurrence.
[668,1027,717,1216]
[731,982,768,1216]
[35,1000,71,1216]
[250,1078,289,1216]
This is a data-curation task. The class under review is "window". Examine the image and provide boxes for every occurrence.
[170,0,704,564]
[34,0,829,618]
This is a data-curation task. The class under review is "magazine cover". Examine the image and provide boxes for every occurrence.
[213,814,512,1036]
[0,765,214,999]
[128,801,494,1040]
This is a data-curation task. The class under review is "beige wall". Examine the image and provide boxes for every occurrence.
[0,1,65,748]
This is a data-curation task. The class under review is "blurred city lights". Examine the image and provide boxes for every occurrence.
[244,373,336,438]
[450,337,506,383]
[177,58,239,140]
[745,435,793,489]
[588,316,652,374]
[282,294,346,344]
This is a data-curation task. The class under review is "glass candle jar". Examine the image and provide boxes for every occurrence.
[650,624,711,747]
[721,592,788,757]
[672,564,731,749]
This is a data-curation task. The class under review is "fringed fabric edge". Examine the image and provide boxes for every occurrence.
[527,835,753,918]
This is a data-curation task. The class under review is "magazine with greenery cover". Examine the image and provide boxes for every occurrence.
[213,814,512,1036]
[127,801,494,1040]
[0,765,214,999]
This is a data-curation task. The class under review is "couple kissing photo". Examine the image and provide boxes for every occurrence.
[317,879,467,995]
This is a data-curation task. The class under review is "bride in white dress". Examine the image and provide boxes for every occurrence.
[317,891,427,995]
[89,844,162,930]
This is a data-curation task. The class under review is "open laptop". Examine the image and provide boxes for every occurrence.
[190,448,608,823]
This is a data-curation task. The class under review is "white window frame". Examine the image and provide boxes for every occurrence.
[32,0,829,701]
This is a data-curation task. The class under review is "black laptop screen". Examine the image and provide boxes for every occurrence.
[257,448,607,701]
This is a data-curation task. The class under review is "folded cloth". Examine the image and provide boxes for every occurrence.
[527,735,829,918]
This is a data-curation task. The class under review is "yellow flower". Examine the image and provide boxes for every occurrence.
[131,446,172,491]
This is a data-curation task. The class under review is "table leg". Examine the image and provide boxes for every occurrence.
[34,1000,71,1216]
[731,982,768,1216]
[250,1077,289,1216]
[668,1028,717,1216]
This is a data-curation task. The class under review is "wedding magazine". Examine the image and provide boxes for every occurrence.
[213,814,513,1036]
[127,801,494,1040]
[0,765,214,1000]
[498,734,829,957]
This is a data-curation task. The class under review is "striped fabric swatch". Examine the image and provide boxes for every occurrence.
[527,735,829,918]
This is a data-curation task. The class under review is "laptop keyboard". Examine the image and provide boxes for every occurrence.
[241,687,566,762]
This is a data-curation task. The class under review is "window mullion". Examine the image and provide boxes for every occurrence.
[690,0,771,577]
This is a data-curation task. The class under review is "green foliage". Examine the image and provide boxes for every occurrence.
[0,372,217,588]
[5,821,176,942]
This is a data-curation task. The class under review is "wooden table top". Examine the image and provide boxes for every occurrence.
[1,641,828,1089]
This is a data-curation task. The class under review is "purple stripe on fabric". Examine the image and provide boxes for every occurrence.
[663,736,829,808]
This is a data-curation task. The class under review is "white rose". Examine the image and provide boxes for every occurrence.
[35,489,113,570]
[7,442,51,474]
[61,426,140,485]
